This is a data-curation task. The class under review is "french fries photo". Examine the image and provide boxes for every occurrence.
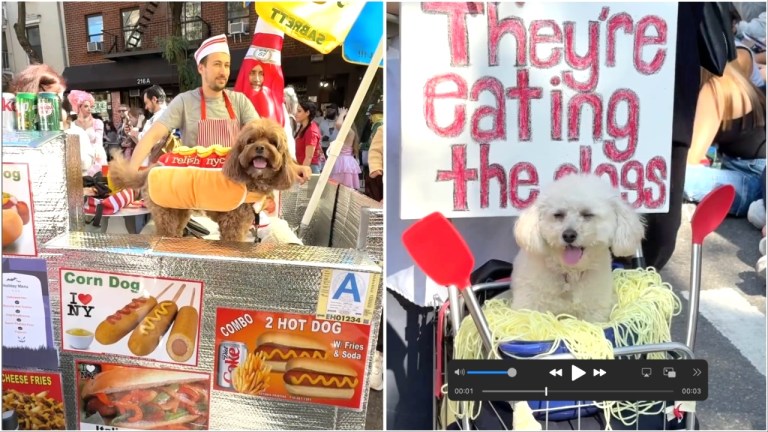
[232,351,272,395]
[2,389,65,430]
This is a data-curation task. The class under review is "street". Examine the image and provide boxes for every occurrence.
[662,210,766,430]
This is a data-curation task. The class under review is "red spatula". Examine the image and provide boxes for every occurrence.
[685,184,735,351]
[402,212,495,353]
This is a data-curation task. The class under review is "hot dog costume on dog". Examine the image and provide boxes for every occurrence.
[151,146,266,212]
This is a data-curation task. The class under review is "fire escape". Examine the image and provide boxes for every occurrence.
[124,1,159,50]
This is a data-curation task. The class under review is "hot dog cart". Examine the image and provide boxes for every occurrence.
[2,132,383,430]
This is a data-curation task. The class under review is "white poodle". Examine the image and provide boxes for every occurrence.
[505,174,645,323]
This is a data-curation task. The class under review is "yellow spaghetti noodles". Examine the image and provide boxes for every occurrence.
[448,267,682,429]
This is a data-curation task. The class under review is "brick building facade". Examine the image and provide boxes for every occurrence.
[61,2,370,126]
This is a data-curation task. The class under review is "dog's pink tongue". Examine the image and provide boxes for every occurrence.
[562,246,583,266]
[252,158,268,169]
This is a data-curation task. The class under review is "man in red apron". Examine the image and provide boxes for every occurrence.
[126,34,309,185]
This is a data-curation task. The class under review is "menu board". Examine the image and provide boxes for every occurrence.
[2,162,37,256]
[2,369,66,430]
[214,308,371,410]
[76,361,211,430]
[2,258,58,371]
[59,268,204,366]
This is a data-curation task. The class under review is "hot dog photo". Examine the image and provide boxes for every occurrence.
[2,163,37,257]
[214,308,371,410]
[76,362,210,430]
[59,269,203,366]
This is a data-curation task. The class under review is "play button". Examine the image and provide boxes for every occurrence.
[571,365,586,381]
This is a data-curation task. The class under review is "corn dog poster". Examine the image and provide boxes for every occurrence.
[59,268,204,366]
[75,361,211,430]
[2,369,66,430]
[214,308,372,410]
[400,3,678,219]
[2,163,37,256]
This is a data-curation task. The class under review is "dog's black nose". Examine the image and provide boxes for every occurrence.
[255,145,265,154]
[562,229,577,244]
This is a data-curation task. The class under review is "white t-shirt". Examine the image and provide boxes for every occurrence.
[317,117,338,148]
[68,124,107,177]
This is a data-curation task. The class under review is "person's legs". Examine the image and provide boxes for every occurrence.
[310,164,321,174]
[684,156,764,216]
[369,175,384,202]
[642,145,688,270]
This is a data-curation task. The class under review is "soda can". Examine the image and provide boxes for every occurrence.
[15,92,37,131]
[2,93,15,131]
[37,92,61,131]
[217,341,249,389]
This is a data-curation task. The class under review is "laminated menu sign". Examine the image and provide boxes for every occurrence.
[214,308,372,410]
[76,361,211,430]
[59,268,204,366]
[2,162,37,256]
[2,258,58,371]
[2,369,66,430]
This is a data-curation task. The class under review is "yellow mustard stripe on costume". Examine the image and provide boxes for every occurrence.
[148,166,265,212]
[449,268,682,429]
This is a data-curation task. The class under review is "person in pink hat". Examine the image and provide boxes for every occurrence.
[68,90,107,175]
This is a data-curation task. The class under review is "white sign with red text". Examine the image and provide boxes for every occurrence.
[400,2,677,218]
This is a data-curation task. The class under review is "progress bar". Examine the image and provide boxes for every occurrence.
[450,359,708,401]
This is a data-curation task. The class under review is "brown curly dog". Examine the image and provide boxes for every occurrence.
[108,118,299,241]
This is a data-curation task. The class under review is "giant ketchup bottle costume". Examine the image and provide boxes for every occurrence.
[234,19,286,127]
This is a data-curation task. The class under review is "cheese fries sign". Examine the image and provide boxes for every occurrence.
[59,269,204,366]
[214,308,372,410]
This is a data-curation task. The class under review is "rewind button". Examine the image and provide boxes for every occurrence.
[549,368,563,377]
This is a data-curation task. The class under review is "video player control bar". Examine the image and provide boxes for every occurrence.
[448,360,708,401]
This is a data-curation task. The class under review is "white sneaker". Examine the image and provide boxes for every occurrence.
[747,200,766,230]
[369,351,383,391]
[756,256,766,281]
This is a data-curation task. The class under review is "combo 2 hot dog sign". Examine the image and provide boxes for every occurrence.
[213,308,371,410]
[59,269,204,366]
[400,3,677,218]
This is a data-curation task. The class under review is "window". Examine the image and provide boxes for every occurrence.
[121,8,142,48]
[87,15,103,43]
[26,26,43,62]
[227,2,249,32]
[182,2,202,41]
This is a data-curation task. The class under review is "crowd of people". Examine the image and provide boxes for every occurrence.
[6,40,384,205]
[682,2,766,279]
